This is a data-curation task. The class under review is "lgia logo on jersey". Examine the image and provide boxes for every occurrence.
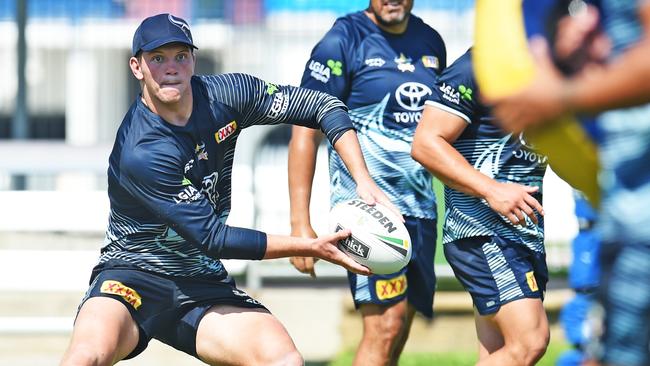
[439,82,460,104]
[309,60,329,82]
[175,178,201,204]
[267,92,289,119]
[215,120,237,143]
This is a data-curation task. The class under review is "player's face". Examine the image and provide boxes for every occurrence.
[368,0,413,28]
[134,44,195,105]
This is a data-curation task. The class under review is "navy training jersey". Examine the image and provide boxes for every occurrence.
[101,73,353,280]
[300,11,446,219]
[425,50,547,251]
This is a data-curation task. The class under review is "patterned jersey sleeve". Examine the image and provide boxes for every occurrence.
[299,21,351,99]
[119,138,267,260]
[425,50,479,124]
[199,73,353,145]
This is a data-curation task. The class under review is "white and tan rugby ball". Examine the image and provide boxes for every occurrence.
[329,199,411,275]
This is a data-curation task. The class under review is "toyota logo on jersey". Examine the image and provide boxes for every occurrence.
[395,82,432,111]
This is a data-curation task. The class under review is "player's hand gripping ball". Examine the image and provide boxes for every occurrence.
[329,199,411,275]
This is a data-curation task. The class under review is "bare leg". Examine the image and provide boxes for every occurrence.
[60,297,140,366]
[388,303,417,366]
[474,309,504,361]
[475,298,549,366]
[195,305,303,366]
[352,299,413,366]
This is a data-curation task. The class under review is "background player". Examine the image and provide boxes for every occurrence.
[59,13,395,366]
[489,1,650,365]
[411,48,549,366]
[287,0,446,364]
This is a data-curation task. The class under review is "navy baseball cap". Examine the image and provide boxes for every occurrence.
[132,13,198,56]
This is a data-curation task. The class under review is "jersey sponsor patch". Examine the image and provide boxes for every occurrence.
[364,57,386,67]
[100,280,142,309]
[266,92,289,119]
[265,82,279,95]
[459,85,473,101]
[232,288,249,297]
[526,271,539,292]
[201,172,219,209]
[394,53,415,72]
[375,274,407,300]
[183,159,194,173]
[174,183,201,204]
[439,82,460,104]
[395,82,432,111]
[195,142,208,161]
[421,55,440,70]
[327,59,343,76]
[215,120,237,143]
[308,60,332,83]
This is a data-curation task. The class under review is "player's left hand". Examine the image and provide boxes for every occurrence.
[355,179,404,222]
[489,37,568,133]
[310,229,372,276]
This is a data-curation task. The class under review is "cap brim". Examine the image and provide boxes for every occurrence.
[136,37,198,55]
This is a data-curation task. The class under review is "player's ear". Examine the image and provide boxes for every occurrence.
[129,56,144,81]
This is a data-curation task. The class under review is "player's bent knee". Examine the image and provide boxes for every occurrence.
[505,333,549,366]
[524,333,550,363]
[61,343,114,366]
[278,349,304,366]
[257,348,303,366]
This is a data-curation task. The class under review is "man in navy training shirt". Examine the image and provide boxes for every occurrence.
[412,48,548,366]
[60,13,395,366]
[288,1,446,364]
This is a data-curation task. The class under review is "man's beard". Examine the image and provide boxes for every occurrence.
[371,7,409,27]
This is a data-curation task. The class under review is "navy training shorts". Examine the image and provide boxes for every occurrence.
[444,235,548,315]
[77,261,266,360]
[347,216,437,318]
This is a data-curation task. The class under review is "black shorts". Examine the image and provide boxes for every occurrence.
[78,261,266,360]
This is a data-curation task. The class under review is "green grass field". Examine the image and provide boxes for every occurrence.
[329,339,570,366]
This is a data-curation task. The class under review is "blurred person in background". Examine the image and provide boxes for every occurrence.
[287,1,446,364]
[557,190,601,366]
[411,48,549,366]
[491,1,650,365]
[59,13,399,366]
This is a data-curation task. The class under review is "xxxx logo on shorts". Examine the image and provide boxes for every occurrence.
[526,271,539,292]
[375,274,407,300]
[101,280,142,309]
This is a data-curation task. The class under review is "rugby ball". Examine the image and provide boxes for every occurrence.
[329,199,411,274]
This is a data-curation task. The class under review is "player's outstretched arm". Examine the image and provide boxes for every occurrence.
[332,130,403,221]
[264,231,371,276]
[287,125,324,277]
[412,105,543,225]
[490,2,650,132]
